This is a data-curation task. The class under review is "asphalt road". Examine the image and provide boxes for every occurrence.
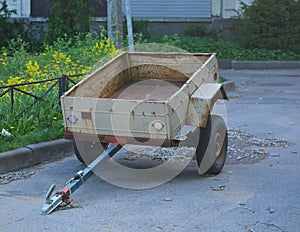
[0,69,299,232]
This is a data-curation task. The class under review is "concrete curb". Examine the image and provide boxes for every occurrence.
[0,139,74,173]
[219,60,300,70]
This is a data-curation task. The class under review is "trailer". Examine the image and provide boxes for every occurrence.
[42,52,228,214]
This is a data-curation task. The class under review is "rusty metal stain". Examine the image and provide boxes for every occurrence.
[187,96,210,127]
[131,110,135,117]
[201,108,210,128]
[82,119,90,128]
[81,112,92,120]
[151,111,156,117]
[214,72,218,81]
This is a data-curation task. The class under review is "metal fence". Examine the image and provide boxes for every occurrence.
[0,74,84,113]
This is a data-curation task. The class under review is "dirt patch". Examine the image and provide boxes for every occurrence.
[227,128,294,164]
[116,146,195,169]
[117,128,294,166]
[0,170,35,185]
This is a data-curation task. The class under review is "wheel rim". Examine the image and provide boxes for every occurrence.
[214,131,224,165]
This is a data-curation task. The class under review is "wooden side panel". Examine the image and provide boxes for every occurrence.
[66,53,128,98]
[62,97,171,140]
[128,53,208,77]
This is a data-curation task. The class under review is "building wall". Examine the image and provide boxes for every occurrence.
[3,0,30,17]
[212,0,253,18]
[122,0,211,20]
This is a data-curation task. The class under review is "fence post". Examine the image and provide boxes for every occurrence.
[58,75,68,103]
[10,88,14,113]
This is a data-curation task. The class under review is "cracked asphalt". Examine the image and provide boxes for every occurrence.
[0,69,299,232]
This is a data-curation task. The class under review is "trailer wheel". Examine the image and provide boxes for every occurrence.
[73,140,108,164]
[196,115,228,175]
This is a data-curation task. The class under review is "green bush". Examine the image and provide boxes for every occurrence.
[47,0,102,43]
[132,20,150,40]
[238,0,300,52]
[0,1,27,49]
[155,34,300,61]
[122,19,150,46]
[182,25,220,40]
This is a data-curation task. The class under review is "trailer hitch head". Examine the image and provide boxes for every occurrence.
[42,185,72,215]
[41,144,122,215]
[41,186,63,215]
[45,184,55,203]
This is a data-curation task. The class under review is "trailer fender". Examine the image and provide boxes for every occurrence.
[186,83,228,128]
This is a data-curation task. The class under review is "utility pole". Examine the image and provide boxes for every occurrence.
[107,0,123,49]
[125,0,134,51]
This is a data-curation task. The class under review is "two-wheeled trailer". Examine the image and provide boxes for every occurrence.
[42,52,228,214]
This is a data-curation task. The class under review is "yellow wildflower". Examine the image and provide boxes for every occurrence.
[65,57,71,64]
[26,60,40,77]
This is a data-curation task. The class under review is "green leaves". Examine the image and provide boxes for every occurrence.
[238,0,300,52]
[154,35,300,61]
[47,0,95,43]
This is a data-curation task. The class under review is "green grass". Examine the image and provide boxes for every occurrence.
[219,77,228,83]
[0,93,64,153]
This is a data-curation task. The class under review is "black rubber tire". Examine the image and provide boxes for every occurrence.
[196,115,228,175]
[73,140,108,164]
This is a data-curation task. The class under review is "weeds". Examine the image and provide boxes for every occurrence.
[0,34,118,152]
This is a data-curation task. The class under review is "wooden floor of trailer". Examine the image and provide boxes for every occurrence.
[109,79,185,101]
